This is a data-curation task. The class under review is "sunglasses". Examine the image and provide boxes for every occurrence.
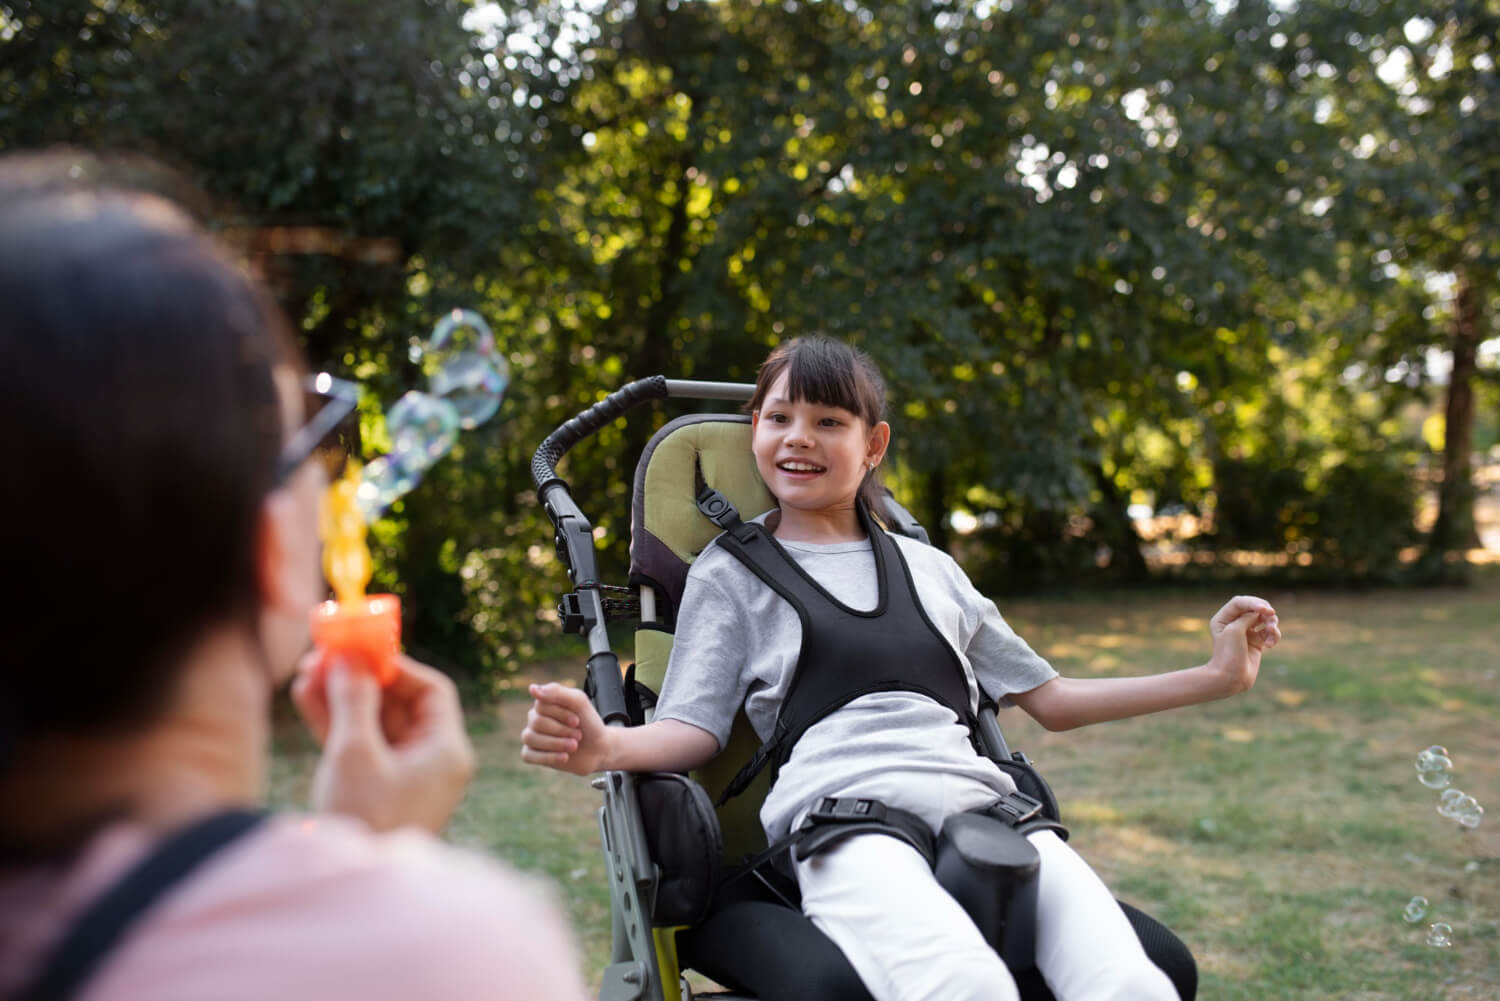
[275,372,360,484]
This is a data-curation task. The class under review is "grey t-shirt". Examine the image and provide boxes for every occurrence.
[654,515,1058,840]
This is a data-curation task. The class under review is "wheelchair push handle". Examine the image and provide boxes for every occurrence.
[531,375,671,491]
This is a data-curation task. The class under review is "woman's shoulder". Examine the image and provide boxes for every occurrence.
[232,814,540,910]
[6,814,587,1001]
[98,814,586,999]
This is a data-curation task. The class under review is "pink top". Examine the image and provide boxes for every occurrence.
[0,814,589,1001]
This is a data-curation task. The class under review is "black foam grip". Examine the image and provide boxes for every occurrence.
[531,376,669,489]
[587,652,631,726]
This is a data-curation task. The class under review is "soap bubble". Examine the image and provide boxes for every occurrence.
[356,454,423,521]
[387,391,461,468]
[432,350,508,429]
[1426,922,1453,948]
[1402,896,1429,923]
[1415,746,1453,789]
[1437,790,1484,828]
[418,309,509,430]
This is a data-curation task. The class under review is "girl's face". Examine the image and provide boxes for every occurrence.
[751,371,890,515]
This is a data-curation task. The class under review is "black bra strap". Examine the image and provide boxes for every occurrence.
[15,809,266,1001]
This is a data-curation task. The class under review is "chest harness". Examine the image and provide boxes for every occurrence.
[693,482,1064,834]
[689,484,1066,966]
[697,488,979,804]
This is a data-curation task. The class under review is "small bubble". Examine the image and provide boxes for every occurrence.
[1415,746,1454,788]
[1438,791,1484,828]
[1426,922,1453,948]
[1403,896,1429,923]
[1438,789,1470,818]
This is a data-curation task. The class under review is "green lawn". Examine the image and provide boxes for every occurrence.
[271,575,1500,999]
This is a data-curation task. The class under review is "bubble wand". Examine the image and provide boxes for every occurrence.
[308,309,509,684]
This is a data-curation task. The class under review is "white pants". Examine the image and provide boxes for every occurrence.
[792,772,1178,1001]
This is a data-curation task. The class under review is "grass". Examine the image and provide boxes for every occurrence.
[270,571,1500,999]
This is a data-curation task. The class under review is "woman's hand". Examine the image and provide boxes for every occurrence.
[292,652,476,834]
[520,682,614,775]
[1206,595,1281,697]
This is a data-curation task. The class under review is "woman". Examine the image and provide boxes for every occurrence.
[0,152,587,1001]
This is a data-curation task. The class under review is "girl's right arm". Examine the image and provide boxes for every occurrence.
[520,682,719,775]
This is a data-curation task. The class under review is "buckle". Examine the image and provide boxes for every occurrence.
[989,791,1044,826]
[808,797,887,825]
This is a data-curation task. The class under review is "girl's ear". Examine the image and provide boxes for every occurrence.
[866,420,891,468]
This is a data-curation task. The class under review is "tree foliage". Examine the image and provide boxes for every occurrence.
[5,0,1494,678]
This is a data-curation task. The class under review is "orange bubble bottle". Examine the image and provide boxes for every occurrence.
[309,462,401,685]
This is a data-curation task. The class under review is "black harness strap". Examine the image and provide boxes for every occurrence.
[697,495,980,805]
[14,809,266,1001]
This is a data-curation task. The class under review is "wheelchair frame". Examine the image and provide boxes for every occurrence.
[530,377,1191,1001]
[534,377,757,1001]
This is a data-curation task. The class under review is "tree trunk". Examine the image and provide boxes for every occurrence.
[924,466,951,552]
[1425,269,1483,568]
[1092,463,1150,582]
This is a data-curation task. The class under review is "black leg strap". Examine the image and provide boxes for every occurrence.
[793,797,936,864]
[14,809,265,1001]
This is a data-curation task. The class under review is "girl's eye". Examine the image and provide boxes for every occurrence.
[819,417,842,427]
[766,412,788,423]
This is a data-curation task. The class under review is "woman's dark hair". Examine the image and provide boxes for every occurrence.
[747,335,890,513]
[0,153,303,760]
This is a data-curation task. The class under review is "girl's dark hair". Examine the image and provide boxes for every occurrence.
[0,154,302,761]
[747,335,890,513]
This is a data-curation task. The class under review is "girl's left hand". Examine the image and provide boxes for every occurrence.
[1206,595,1281,696]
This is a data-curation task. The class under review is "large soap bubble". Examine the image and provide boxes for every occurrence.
[417,308,509,430]
[352,310,510,521]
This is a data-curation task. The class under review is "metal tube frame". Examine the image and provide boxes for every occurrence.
[532,378,753,1001]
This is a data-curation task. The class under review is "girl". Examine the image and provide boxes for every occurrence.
[523,336,1280,1001]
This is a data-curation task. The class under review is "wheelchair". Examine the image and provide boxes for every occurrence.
[532,376,1197,1001]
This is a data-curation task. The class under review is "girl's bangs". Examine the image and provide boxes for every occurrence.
[781,342,865,415]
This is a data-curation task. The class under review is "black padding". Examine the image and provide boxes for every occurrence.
[677,880,874,1001]
[1120,900,1198,1001]
[681,884,1196,1001]
[636,773,722,926]
[1009,899,1197,1001]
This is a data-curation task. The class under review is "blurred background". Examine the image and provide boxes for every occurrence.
[4,0,1496,690]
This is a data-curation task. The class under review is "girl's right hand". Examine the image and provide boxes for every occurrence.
[520,682,612,775]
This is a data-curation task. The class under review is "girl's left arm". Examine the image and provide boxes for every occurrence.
[1010,595,1281,731]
